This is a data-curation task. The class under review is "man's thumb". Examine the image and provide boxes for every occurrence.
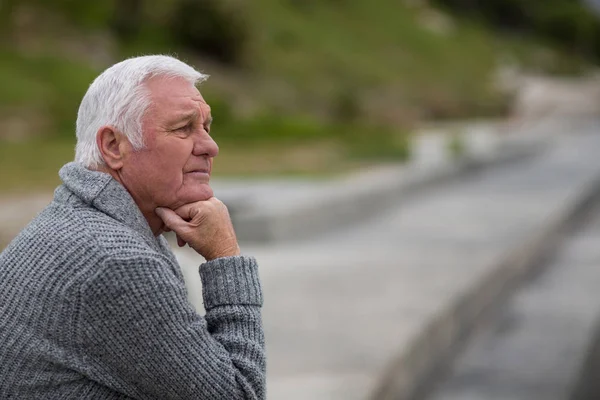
[155,207,184,231]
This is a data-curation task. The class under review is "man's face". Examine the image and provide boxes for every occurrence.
[118,76,219,212]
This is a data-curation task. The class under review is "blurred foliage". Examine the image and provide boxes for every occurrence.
[207,107,412,162]
[7,0,250,65]
[0,0,595,190]
[433,0,600,64]
[332,86,362,123]
[0,46,98,137]
[250,0,512,119]
[169,0,248,64]
[0,137,76,192]
[344,126,412,162]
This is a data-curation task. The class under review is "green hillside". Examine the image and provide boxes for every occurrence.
[0,0,590,192]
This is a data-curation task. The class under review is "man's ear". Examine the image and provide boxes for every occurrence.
[97,126,126,170]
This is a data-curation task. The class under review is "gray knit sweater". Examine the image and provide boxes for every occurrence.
[0,162,266,399]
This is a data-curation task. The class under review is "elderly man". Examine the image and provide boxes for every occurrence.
[0,55,265,399]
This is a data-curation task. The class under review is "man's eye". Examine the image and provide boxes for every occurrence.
[176,124,192,132]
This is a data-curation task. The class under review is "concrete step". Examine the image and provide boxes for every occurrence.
[427,193,600,400]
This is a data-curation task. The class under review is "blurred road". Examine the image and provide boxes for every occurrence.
[0,120,599,400]
[173,121,600,399]
[427,184,600,400]
[1,119,598,400]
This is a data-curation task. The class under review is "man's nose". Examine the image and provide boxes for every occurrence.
[193,129,219,158]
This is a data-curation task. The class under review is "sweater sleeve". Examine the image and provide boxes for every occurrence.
[76,254,265,400]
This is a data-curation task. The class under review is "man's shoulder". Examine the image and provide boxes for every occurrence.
[8,198,160,261]
[0,194,182,294]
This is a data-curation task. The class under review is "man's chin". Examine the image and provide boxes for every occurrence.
[183,185,214,203]
[166,184,215,210]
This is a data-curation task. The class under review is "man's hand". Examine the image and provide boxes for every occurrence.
[155,198,240,261]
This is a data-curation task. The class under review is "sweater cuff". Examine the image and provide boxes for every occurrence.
[199,256,263,310]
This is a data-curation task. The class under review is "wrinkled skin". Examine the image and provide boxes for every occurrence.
[98,75,240,259]
[116,76,219,233]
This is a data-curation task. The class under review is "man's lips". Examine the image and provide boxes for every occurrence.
[185,169,211,181]
[185,166,210,174]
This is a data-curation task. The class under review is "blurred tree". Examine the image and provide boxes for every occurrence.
[111,0,143,40]
[432,0,600,62]
[5,0,250,66]
[333,86,361,123]
[169,0,249,65]
[0,0,16,35]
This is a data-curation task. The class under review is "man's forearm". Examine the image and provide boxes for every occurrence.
[200,256,266,399]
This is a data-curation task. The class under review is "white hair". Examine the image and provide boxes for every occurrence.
[75,55,208,168]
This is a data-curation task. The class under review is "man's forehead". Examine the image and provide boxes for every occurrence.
[172,96,211,114]
[152,87,205,103]
[165,98,211,124]
[151,90,210,115]
[146,76,204,101]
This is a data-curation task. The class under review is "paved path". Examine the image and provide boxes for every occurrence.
[212,120,551,242]
[2,120,599,400]
[172,121,600,399]
[427,190,600,400]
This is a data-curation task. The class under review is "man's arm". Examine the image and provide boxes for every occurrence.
[77,253,265,400]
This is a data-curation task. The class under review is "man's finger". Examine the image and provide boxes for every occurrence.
[155,207,186,231]
[173,197,220,220]
[173,201,208,220]
[172,203,196,220]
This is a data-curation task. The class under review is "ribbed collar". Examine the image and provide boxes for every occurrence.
[55,162,160,250]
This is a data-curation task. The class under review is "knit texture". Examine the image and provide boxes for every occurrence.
[0,162,266,399]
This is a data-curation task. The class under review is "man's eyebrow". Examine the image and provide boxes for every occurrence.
[169,112,197,125]
[206,116,213,126]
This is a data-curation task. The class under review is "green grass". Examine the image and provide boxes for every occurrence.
[245,0,508,118]
[243,0,588,118]
[0,138,75,194]
[0,121,412,193]
[0,46,99,137]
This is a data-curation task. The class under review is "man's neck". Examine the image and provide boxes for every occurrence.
[94,165,164,236]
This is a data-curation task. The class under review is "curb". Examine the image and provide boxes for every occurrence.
[230,130,548,243]
[368,168,600,400]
